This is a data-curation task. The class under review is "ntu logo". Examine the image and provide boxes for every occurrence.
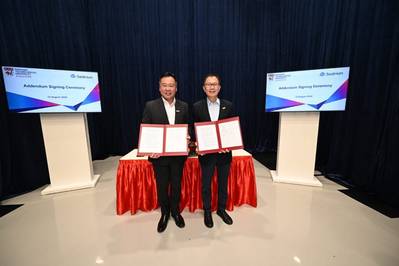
[4,67,14,76]
[268,74,274,80]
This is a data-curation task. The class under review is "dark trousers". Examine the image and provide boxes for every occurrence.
[200,158,231,212]
[152,161,184,215]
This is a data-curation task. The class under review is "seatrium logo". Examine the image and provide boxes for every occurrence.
[71,74,93,79]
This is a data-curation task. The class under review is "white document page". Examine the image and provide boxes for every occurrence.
[218,120,243,148]
[196,124,219,151]
[139,127,164,153]
[164,127,187,153]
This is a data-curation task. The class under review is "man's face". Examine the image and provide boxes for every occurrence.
[203,76,220,98]
[159,76,177,102]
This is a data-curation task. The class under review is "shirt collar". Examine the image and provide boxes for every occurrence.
[161,97,176,107]
[207,97,220,106]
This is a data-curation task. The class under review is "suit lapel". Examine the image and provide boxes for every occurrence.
[203,99,211,121]
[218,99,223,120]
[219,99,228,120]
[175,100,182,124]
[157,98,169,124]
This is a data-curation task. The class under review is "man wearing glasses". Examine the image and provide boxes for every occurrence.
[142,72,189,233]
[193,74,235,228]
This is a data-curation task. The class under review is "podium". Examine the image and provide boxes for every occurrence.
[271,112,322,187]
[40,113,100,195]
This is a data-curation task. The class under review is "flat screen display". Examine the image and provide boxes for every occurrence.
[2,66,102,113]
[265,67,349,112]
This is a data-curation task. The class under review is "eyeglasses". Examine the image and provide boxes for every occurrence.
[204,83,219,87]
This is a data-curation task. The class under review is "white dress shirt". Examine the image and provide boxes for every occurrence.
[207,98,220,122]
[162,97,176,125]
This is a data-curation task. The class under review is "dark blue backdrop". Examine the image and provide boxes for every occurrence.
[1,0,398,206]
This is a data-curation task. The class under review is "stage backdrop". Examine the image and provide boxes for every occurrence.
[0,0,398,206]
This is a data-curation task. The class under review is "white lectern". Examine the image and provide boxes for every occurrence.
[40,113,100,195]
[271,112,322,187]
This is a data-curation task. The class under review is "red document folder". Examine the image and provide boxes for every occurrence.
[194,116,244,155]
[137,124,188,156]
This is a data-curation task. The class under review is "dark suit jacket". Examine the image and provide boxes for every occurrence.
[142,97,189,165]
[193,98,235,165]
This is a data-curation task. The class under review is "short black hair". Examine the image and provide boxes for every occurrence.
[203,73,221,86]
[159,72,177,83]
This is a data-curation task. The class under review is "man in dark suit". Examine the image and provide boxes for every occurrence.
[193,74,235,228]
[142,72,189,233]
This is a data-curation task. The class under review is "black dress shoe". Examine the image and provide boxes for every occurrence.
[204,211,213,228]
[172,213,185,228]
[217,209,233,225]
[157,213,170,233]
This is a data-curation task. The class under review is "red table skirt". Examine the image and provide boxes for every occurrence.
[116,156,257,215]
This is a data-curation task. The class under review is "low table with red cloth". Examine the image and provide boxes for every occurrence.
[116,149,257,215]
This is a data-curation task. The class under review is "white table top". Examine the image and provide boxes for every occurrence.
[120,149,252,161]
